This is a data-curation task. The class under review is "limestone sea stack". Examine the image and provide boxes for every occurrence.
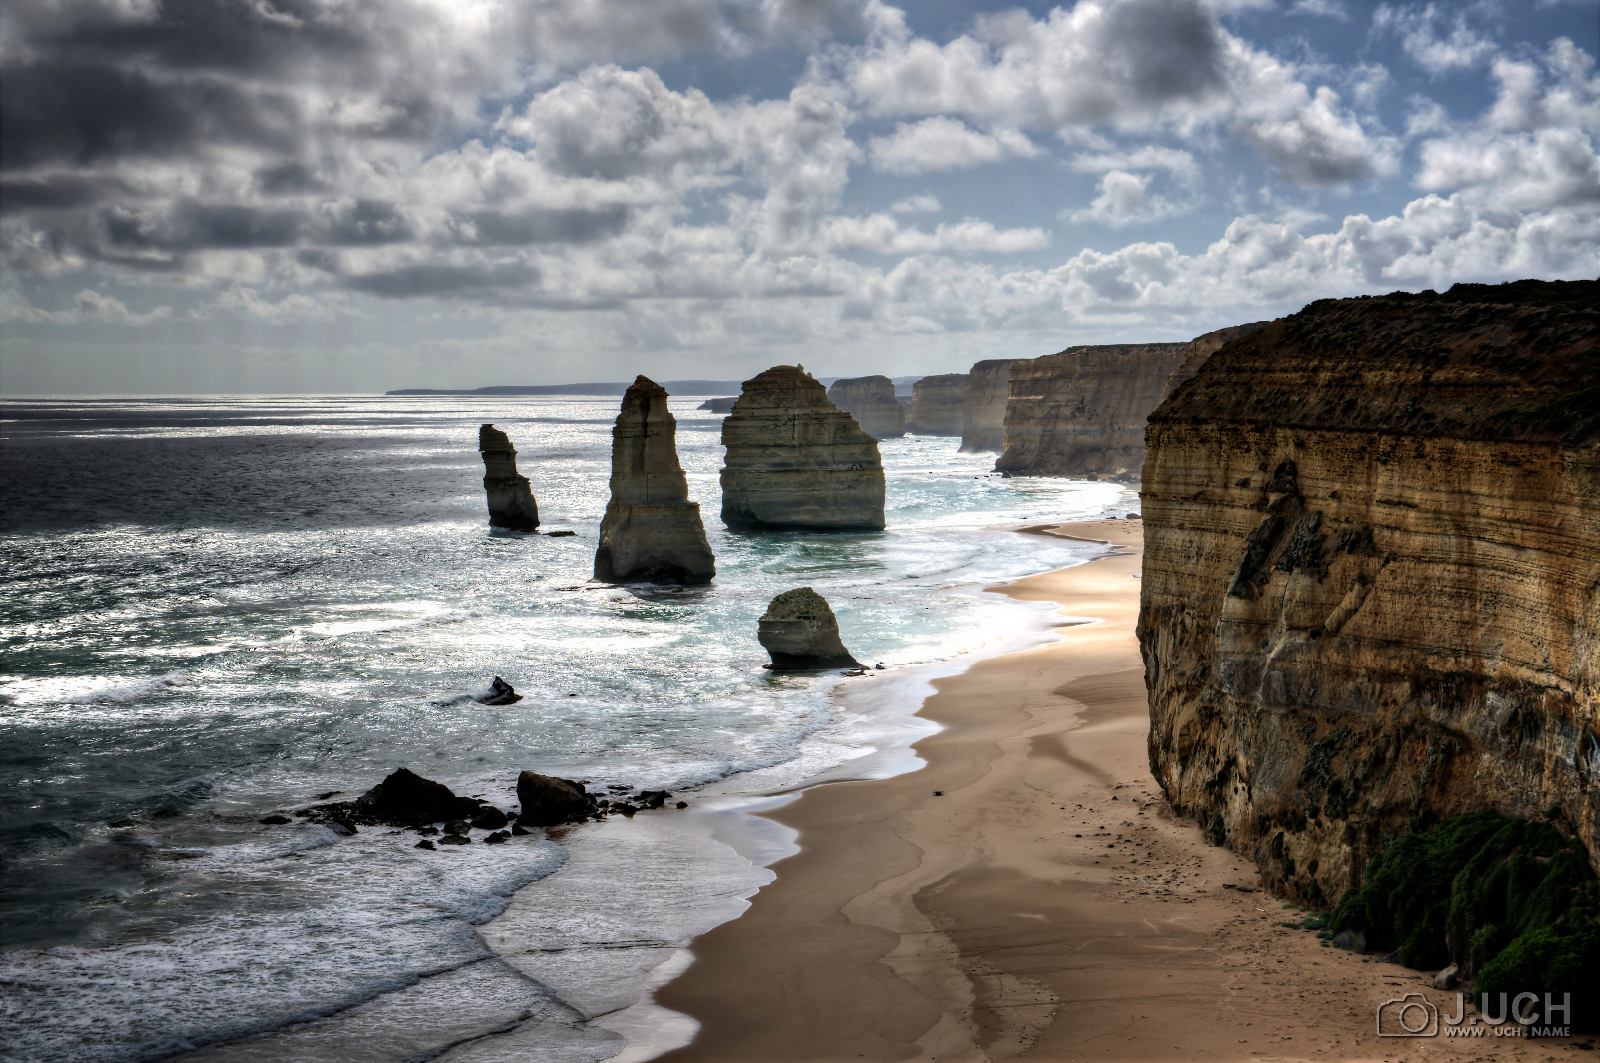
[905,373,968,435]
[594,376,715,585]
[758,588,862,670]
[1140,279,1600,902]
[959,359,1026,453]
[993,342,1188,477]
[720,366,886,531]
[478,424,540,531]
[826,375,905,439]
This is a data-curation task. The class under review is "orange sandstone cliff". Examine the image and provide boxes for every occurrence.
[1139,280,1600,904]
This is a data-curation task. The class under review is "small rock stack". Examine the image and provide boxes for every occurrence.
[594,376,716,584]
[478,424,540,531]
[757,588,862,670]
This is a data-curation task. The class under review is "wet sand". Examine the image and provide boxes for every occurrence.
[650,519,1587,1062]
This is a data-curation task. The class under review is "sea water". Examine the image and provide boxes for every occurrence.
[0,394,1135,1062]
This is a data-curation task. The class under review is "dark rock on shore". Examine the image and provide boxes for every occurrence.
[259,815,290,825]
[475,677,523,705]
[415,839,436,850]
[439,833,470,845]
[471,806,509,830]
[516,770,598,827]
[357,768,482,825]
[483,830,511,844]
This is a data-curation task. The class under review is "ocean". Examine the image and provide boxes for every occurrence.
[0,393,1136,1062]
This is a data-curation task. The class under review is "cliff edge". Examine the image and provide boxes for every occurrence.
[1139,279,1600,905]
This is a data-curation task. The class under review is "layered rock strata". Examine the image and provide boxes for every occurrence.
[905,373,969,435]
[594,376,715,585]
[827,375,905,439]
[959,359,1026,452]
[479,424,540,531]
[720,366,886,531]
[1139,280,1600,906]
[1158,322,1270,405]
[994,342,1187,477]
[758,588,862,669]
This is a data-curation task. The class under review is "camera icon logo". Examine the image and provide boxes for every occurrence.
[1377,993,1439,1037]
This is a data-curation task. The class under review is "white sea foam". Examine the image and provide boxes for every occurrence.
[56,670,189,705]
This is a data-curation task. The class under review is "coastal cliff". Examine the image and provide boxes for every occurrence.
[594,376,715,585]
[959,359,1025,453]
[995,342,1187,477]
[827,376,905,439]
[905,373,968,436]
[478,425,539,531]
[1139,280,1600,907]
[720,366,886,531]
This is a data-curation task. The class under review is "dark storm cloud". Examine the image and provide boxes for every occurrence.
[1097,0,1227,110]
[342,263,542,297]
[0,175,131,213]
[323,201,413,246]
[103,203,305,250]
[462,207,631,245]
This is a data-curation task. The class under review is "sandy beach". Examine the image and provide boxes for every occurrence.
[651,520,1588,1062]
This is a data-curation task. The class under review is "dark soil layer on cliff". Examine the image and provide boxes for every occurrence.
[1141,277,1600,931]
[1161,278,1600,445]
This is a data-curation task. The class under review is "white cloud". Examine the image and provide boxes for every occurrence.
[867,117,1038,174]
[1069,145,1197,177]
[1067,170,1177,226]
[1373,2,1498,76]
[2,288,173,326]
[1288,0,1351,19]
[889,192,941,213]
[1485,39,1599,130]
[823,214,1049,253]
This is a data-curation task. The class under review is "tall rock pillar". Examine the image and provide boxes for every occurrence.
[720,366,886,532]
[478,424,540,532]
[594,376,716,585]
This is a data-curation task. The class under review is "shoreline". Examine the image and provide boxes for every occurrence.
[643,519,1571,1062]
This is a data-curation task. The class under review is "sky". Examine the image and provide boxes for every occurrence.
[1,0,1596,394]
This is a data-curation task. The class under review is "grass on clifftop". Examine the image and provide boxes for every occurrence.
[1329,808,1600,1029]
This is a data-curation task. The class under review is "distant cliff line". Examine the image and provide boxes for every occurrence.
[388,380,748,397]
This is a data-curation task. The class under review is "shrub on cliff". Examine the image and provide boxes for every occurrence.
[1329,809,1598,1002]
[1474,924,1599,1031]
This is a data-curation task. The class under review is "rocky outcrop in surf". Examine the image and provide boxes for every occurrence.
[1139,279,1600,905]
[906,373,968,436]
[994,342,1188,477]
[959,359,1025,453]
[479,425,540,532]
[594,376,715,585]
[720,366,886,532]
[758,588,862,670]
[827,376,905,439]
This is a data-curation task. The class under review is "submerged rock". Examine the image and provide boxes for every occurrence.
[758,587,863,670]
[475,676,522,705]
[720,366,885,531]
[594,376,716,585]
[478,424,540,532]
[827,375,905,439]
[906,373,968,436]
[516,770,597,827]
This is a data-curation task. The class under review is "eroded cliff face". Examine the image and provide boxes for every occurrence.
[594,376,715,585]
[995,343,1187,477]
[905,374,968,436]
[959,359,1024,453]
[1139,281,1600,906]
[720,366,886,531]
[827,375,905,439]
